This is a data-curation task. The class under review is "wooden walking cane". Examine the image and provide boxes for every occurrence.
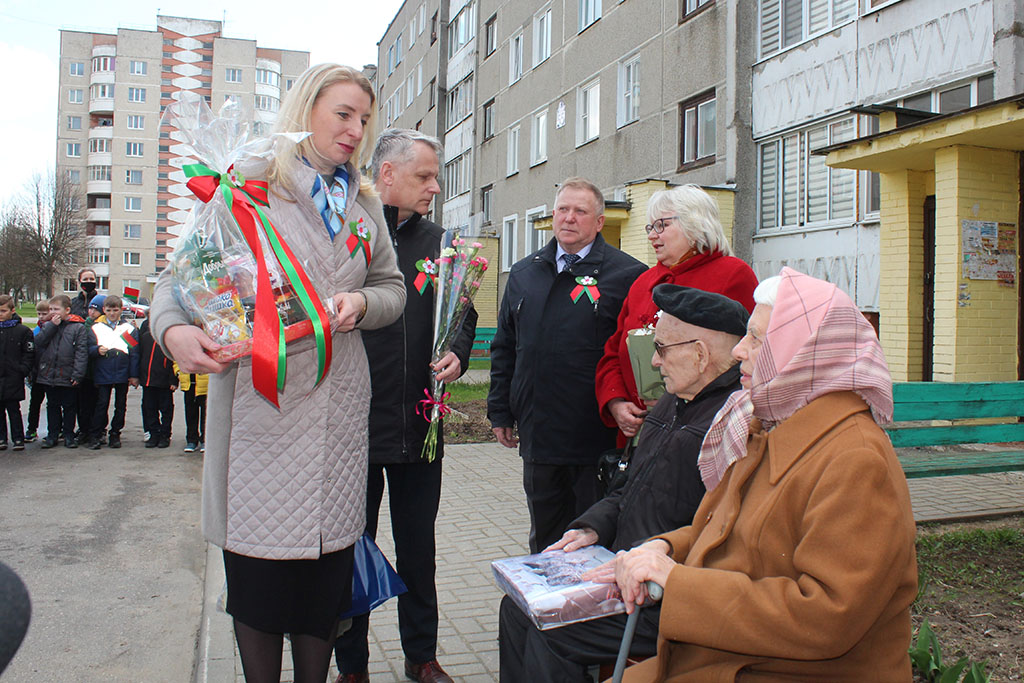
[612,581,663,683]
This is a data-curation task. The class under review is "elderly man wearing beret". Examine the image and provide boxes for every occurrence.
[497,284,749,682]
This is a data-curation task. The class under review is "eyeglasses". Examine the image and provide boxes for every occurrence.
[653,338,699,358]
[644,216,680,235]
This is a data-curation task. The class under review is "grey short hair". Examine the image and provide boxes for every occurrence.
[753,275,781,306]
[554,177,605,215]
[371,128,444,182]
[646,184,732,256]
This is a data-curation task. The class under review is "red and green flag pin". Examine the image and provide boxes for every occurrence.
[571,276,600,304]
[414,257,437,294]
[346,217,372,266]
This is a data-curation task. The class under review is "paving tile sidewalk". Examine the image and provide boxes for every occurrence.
[196,442,1024,682]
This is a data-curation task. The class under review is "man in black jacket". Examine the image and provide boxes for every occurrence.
[488,178,647,554]
[334,129,476,683]
[497,285,749,682]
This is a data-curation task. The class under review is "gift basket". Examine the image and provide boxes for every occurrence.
[162,93,334,406]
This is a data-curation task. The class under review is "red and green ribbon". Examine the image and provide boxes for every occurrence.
[413,257,437,295]
[184,162,333,408]
[346,217,372,266]
[570,276,600,304]
[120,329,138,348]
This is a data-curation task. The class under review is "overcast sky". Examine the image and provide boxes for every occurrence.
[0,0,404,206]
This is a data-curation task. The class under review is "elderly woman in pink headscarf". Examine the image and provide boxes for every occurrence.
[590,267,918,682]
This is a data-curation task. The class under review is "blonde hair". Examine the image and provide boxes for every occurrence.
[647,184,732,256]
[267,63,377,195]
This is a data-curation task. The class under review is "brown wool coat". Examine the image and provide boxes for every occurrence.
[624,392,917,683]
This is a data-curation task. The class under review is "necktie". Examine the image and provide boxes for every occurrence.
[562,253,581,272]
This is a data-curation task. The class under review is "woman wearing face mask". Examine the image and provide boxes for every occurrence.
[70,268,98,318]
[150,63,405,683]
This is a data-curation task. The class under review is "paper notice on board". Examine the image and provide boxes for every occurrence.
[962,220,1017,284]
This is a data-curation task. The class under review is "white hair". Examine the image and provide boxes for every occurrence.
[646,184,731,256]
[753,276,781,306]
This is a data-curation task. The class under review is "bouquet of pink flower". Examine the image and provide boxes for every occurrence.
[419,231,489,462]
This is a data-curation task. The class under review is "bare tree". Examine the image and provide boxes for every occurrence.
[0,204,42,300]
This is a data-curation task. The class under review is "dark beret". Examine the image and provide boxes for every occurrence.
[652,284,749,337]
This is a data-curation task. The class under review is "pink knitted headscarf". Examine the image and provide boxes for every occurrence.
[697,267,893,490]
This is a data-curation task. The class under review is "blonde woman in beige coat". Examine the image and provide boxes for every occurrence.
[151,64,405,683]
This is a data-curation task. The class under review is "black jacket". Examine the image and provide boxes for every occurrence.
[35,316,90,387]
[571,365,742,551]
[138,319,177,388]
[70,290,91,319]
[0,316,34,402]
[362,208,478,464]
[488,234,647,465]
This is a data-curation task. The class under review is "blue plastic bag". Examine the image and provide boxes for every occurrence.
[340,533,408,619]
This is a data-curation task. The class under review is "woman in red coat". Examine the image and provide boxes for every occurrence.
[595,185,758,439]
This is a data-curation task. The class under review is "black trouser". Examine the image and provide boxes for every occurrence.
[76,378,97,438]
[498,595,660,683]
[91,383,128,439]
[1,400,24,443]
[335,459,443,673]
[26,382,46,434]
[142,386,174,439]
[183,387,206,443]
[45,385,77,440]
[522,462,602,553]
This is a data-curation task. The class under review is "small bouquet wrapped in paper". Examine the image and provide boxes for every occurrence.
[626,312,666,402]
[419,231,488,462]
[162,93,334,407]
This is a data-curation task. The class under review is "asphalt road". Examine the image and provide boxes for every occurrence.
[0,393,205,681]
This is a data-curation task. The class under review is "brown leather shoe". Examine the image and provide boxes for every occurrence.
[405,659,453,683]
[335,673,369,683]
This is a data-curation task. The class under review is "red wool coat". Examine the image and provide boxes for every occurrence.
[595,251,757,427]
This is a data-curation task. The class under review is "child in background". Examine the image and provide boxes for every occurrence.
[35,295,89,449]
[0,296,34,451]
[76,294,106,445]
[139,317,177,449]
[87,296,139,449]
[175,363,208,453]
[24,300,53,442]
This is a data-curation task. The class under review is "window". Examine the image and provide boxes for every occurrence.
[395,33,403,65]
[407,74,415,107]
[417,61,424,94]
[507,124,520,176]
[286,78,294,91]
[256,69,279,86]
[123,279,139,293]
[387,45,395,75]
[483,99,495,140]
[526,205,549,253]
[444,154,471,200]
[66,143,81,158]
[89,138,110,153]
[126,114,144,130]
[618,55,640,127]
[680,91,716,166]
[898,75,997,114]
[128,87,146,103]
[92,56,114,72]
[759,0,856,58]
[63,278,77,292]
[89,166,111,181]
[67,169,81,185]
[431,11,438,44]
[92,84,113,99]
[87,248,110,264]
[534,9,552,66]
[485,15,497,57]
[125,170,142,185]
[394,85,404,117]
[758,116,856,231]
[682,0,714,17]
[126,142,144,157]
[69,61,84,76]
[67,115,82,130]
[91,224,110,237]
[502,215,518,270]
[123,252,141,266]
[129,60,147,75]
[125,196,142,212]
[579,0,601,31]
[225,68,242,83]
[428,77,436,110]
[122,223,141,239]
[69,88,83,104]
[481,185,493,224]
[254,95,279,112]
[577,80,600,145]
[419,4,426,34]
[509,32,524,85]
[448,3,476,58]
[92,197,110,209]
[409,17,417,46]
[531,109,548,165]
[446,76,473,129]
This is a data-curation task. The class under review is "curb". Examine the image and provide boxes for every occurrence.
[195,543,234,683]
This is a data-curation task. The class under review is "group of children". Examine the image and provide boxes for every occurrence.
[0,293,208,453]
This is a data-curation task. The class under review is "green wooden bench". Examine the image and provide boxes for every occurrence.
[472,327,497,357]
[887,381,1024,478]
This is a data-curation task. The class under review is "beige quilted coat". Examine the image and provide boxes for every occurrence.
[151,159,405,560]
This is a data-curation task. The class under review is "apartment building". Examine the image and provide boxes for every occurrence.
[56,15,308,300]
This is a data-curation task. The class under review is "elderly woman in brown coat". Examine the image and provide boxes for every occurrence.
[593,267,918,682]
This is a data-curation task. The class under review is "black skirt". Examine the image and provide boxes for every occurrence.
[222,544,355,640]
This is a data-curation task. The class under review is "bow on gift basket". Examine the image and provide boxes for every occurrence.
[181,162,333,408]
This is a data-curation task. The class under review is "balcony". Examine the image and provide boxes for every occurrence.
[87,207,111,222]
[86,179,112,195]
[90,70,115,86]
[89,96,114,115]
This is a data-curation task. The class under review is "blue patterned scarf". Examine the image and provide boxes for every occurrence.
[310,165,350,241]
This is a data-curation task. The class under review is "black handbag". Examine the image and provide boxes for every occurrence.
[597,433,638,495]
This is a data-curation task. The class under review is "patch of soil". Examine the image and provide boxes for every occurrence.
[913,517,1024,681]
[445,398,495,443]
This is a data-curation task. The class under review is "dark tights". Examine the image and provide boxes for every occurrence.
[233,619,334,683]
